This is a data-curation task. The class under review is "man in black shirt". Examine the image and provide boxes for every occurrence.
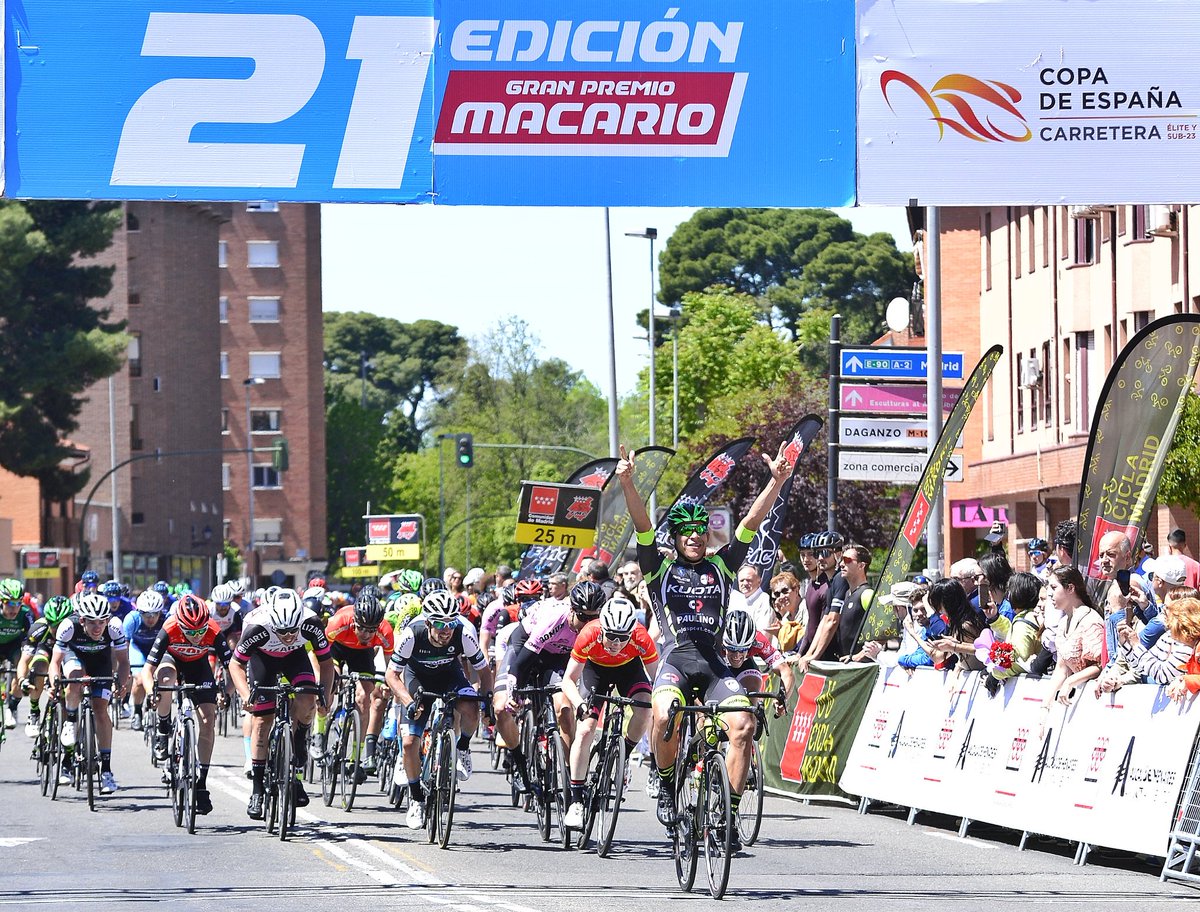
[795,538,872,671]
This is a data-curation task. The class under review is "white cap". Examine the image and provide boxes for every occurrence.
[464,567,486,586]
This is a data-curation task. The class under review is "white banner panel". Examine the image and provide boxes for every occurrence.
[857,0,1200,204]
[841,666,1200,857]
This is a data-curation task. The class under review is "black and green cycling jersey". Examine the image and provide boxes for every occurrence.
[0,607,32,645]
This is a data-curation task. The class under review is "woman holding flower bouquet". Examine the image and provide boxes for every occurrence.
[982,572,1044,695]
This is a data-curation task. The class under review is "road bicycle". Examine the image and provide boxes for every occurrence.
[215,667,241,738]
[0,660,15,752]
[374,697,400,800]
[575,693,650,856]
[321,671,386,811]
[417,689,481,849]
[514,683,570,848]
[28,672,61,798]
[64,675,116,812]
[664,699,759,899]
[253,681,324,841]
[155,681,209,834]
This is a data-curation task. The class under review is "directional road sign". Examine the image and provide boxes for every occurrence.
[840,383,961,415]
[839,417,964,451]
[838,450,966,484]
[840,348,965,380]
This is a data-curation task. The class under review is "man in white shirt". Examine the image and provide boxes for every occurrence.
[729,564,772,633]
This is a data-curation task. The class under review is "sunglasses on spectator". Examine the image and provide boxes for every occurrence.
[427,617,458,630]
[841,554,859,564]
[771,586,793,599]
[816,549,835,559]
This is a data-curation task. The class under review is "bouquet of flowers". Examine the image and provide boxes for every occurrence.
[986,640,1015,673]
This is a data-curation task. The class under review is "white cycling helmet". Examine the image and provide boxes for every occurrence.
[722,609,757,651]
[421,590,460,621]
[75,592,111,621]
[210,583,231,604]
[135,590,165,615]
[599,596,637,637]
[226,579,245,597]
[265,589,305,631]
[302,585,326,601]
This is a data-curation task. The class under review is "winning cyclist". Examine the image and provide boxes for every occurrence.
[142,593,234,815]
[230,588,334,820]
[384,590,493,830]
[322,590,394,778]
[560,595,658,828]
[615,441,793,830]
[49,592,131,794]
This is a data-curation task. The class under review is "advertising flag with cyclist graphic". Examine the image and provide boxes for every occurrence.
[654,437,756,552]
[3,1,855,205]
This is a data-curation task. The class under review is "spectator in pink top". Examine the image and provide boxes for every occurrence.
[1042,565,1105,709]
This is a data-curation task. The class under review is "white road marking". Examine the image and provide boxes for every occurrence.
[0,837,44,848]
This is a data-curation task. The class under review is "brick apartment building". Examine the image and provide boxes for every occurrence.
[219,202,327,589]
[916,204,1200,568]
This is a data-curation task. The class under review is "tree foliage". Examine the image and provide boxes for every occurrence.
[656,208,913,373]
[324,395,394,559]
[0,201,125,500]
[1160,390,1200,515]
[323,311,464,451]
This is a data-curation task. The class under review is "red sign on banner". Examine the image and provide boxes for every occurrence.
[367,520,390,544]
[529,486,560,522]
[902,492,931,548]
[780,673,828,783]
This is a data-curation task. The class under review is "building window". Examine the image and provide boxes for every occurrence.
[1077,331,1096,429]
[127,210,140,232]
[130,403,143,451]
[1042,207,1050,267]
[1042,340,1053,425]
[1028,209,1036,269]
[982,211,993,291]
[221,408,230,435]
[219,296,228,323]
[1133,310,1153,333]
[1015,354,1024,433]
[129,291,141,306]
[128,331,142,378]
[249,351,282,379]
[220,351,229,379]
[250,408,282,433]
[247,241,280,268]
[253,465,282,489]
[246,201,280,212]
[219,240,228,268]
[1131,205,1150,241]
[222,463,232,491]
[1060,208,1070,259]
[248,296,281,323]
[1013,208,1022,278]
[1073,217,1097,265]
[1062,338,1072,426]
[132,512,145,526]
[253,517,283,545]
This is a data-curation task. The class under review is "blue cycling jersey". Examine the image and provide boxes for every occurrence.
[123,611,165,662]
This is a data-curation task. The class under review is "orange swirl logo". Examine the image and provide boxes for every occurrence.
[881,70,1031,143]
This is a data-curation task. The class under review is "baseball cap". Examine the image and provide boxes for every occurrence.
[1145,555,1187,587]
[880,580,918,608]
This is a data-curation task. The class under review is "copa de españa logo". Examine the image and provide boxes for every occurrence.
[881,70,1031,142]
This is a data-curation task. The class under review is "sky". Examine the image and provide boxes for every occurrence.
[321,205,911,398]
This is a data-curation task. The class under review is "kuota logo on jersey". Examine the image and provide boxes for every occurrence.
[565,496,595,522]
[700,453,736,487]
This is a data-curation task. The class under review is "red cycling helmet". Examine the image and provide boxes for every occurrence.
[514,578,544,600]
[176,593,210,630]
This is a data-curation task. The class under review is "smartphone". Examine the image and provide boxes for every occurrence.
[1116,569,1131,596]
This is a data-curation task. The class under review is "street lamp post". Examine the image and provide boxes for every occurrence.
[243,377,265,584]
[668,305,681,447]
[626,227,658,515]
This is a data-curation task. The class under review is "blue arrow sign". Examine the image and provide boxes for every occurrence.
[840,348,964,380]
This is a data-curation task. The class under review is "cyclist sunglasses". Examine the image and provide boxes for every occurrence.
[427,617,458,630]
[676,523,708,536]
[602,631,631,644]
[181,625,209,637]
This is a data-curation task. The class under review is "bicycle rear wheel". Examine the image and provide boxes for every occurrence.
[596,731,626,857]
[321,711,343,807]
[183,717,198,834]
[41,704,61,798]
[82,708,97,812]
[48,706,64,801]
[436,729,458,849]
[340,709,362,811]
[737,739,764,847]
[702,751,733,900]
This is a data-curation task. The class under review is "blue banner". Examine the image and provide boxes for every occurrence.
[3,1,855,205]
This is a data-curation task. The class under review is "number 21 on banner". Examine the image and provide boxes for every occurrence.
[111,13,435,189]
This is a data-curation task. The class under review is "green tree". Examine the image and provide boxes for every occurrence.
[324,311,464,450]
[657,208,913,372]
[324,395,392,559]
[0,201,125,500]
[1160,390,1200,515]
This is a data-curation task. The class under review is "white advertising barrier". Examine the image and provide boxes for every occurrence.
[841,666,1200,857]
[857,0,1200,204]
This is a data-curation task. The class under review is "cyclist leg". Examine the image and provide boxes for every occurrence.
[84,654,118,790]
[702,660,754,794]
[242,653,279,816]
[179,658,218,812]
[399,669,433,828]
[152,657,180,759]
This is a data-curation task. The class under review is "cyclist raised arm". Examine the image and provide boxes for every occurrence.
[615,441,794,830]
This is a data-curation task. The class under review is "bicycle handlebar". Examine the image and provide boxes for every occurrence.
[594,693,651,710]
[663,699,758,741]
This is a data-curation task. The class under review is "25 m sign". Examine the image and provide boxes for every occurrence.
[514,481,599,549]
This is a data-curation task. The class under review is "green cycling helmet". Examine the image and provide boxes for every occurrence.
[396,569,424,594]
[666,502,710,534]
[0,578,24,601]
[42,596,74,626]
[390,592,422,625]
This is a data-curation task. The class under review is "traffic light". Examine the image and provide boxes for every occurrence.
[455,433,474,469]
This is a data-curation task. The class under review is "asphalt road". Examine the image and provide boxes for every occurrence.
[0,708,1193,911]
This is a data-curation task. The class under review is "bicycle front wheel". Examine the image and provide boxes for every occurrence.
[702,751,733,899]
[321,712,343,807]
[436,728,458,849]
[672,729,700,892]
[552,729,571,849]
[277,723,294,841]
[170,720,185,828]
[265,724,281,834]
[183,717,198,834]
[82,708,97,812]
[737,739,764,847]
[340,709,362,812]
[595,731,626,858]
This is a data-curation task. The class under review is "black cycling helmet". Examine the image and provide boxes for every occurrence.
[418,577,448,599]
[799,532,817,550]
[354,592,386,627]
[358,584,382,601]
[666,502,710,535]
[500,584,518,606]
[814,530,845,550]
[569,581,606,616]
[1027,537,1049,553]
[476,590,497,610]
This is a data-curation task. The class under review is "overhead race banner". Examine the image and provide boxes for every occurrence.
[744,415,824,588]
[515,457,617,581]
[857,0,1200,204]
[841,667,1200,858]
[855,345,1003,651]
[4,2,855,205]
[1075,316,1200,580]
[654,437,756,552]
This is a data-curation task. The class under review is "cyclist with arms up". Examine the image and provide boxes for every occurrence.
[615,442,794,830]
